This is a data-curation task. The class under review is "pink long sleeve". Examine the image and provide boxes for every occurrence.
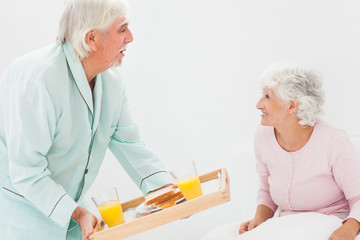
[328,129,360,221]
[255,133,278,213]
[254,120,360,221]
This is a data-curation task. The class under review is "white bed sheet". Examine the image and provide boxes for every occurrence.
[201,213,360,240]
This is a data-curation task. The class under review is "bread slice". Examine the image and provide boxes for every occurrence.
[154,191,184,208]
[144,185,176,206]
[144,185,184,209]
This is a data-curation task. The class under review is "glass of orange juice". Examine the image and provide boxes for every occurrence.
[91,187,124,227]
[169,160,203,200]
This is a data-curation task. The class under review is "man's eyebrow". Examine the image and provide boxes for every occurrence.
[120,23,129,29]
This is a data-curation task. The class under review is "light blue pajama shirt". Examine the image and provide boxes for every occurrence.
[0,42,173,240]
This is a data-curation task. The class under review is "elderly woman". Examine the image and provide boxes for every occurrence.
[0,0,173,240]
[202,65,360,240]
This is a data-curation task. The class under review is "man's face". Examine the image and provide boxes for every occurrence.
[97,17,133,69]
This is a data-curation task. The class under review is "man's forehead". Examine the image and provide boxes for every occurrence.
[116,17,130,27]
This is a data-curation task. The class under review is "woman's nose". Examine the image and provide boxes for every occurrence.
[256,98,263,109]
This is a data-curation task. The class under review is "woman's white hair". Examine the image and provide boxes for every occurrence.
[57,0,130,60]
[260,64,325,126]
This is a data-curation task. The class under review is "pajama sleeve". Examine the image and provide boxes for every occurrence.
[108,85,173,194]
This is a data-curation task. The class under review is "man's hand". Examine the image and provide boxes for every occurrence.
[72,206,98,240]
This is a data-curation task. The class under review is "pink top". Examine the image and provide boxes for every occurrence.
[255,120,360,221]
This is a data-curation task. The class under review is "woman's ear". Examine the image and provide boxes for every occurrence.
[288,99,299,114]
[85,30,98,51]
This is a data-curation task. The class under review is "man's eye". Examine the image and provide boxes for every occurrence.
[265,94,270,99]
[118,26,127,33]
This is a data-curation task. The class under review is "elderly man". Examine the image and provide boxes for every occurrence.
[0,0,173,239]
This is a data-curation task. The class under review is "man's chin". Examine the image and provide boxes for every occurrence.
[110,60,123,68]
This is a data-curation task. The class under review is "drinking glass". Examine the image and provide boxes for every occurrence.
[169,160,203,200]
[92,187,124,227]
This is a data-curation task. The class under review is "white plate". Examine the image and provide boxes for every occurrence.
[135,203,161,216]
[135,197,186,216]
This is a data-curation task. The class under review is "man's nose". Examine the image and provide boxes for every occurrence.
[126,28,134,43]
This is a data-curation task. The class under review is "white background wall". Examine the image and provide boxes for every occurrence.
[1,0,360,239]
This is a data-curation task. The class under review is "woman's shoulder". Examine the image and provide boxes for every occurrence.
[314,119,347,138]
[312,120,352,152]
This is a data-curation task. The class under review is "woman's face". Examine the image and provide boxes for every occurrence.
[256,88,290,127]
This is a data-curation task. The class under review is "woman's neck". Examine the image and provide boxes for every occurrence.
[275,121,315,152]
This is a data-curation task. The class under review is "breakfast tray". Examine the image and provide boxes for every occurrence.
[90,168,230,240]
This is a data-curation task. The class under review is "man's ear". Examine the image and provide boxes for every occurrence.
[85,30,98,51]
[288,99,299,114]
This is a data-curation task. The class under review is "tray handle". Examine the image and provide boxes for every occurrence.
[93,217,106,233]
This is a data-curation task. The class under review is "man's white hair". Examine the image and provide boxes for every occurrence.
[57,0,129,60]
[260,64,325,126]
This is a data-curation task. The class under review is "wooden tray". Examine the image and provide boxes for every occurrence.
[90,168,230,240]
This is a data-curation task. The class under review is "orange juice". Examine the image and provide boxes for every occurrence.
[97,200,124,227]
[175,175,203,200]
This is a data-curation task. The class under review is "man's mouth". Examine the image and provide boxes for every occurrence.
[118,49,126,55]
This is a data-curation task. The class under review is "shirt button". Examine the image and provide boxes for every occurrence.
[84,169,89,174]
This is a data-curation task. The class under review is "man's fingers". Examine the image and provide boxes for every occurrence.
[83,228,94,240]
